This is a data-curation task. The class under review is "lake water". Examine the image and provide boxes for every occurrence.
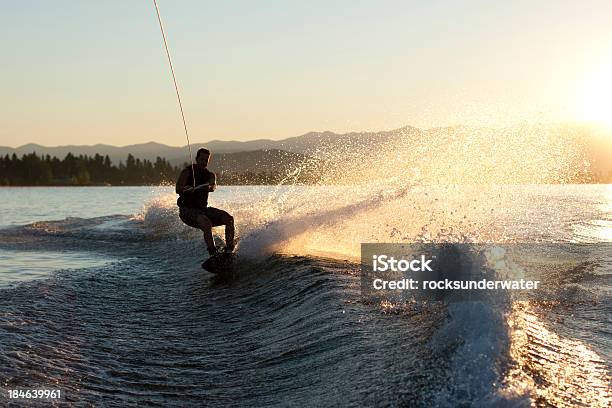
[0,184,610,406]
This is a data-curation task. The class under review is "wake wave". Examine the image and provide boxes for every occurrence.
[1,212,609,406]
[238,187,411,258]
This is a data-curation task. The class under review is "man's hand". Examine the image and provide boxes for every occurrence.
[193,183,210,192]
[208,172,217,192]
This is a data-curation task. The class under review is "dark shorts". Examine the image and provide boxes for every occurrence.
[179,206,231,229]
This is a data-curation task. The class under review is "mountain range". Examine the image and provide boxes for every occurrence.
[0,127,417,167]
[1,125,611,175]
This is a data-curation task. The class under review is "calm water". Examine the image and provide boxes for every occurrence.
[1,186,197,227]
[0,185,610,406]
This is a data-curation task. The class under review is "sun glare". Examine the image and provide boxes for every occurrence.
[574,64,612,129]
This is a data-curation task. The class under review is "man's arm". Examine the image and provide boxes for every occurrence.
[175,168,191,194]
[208,172,217,192]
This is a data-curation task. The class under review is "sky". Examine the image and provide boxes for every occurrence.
[1,0,612,147]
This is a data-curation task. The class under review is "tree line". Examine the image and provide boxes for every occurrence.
[0,152,312,186]
[0,153,180,186]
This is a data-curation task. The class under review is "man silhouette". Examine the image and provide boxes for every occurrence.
[176,148,234,255]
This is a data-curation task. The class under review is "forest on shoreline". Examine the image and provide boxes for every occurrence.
[1,152,611,185]
[0,152,310,186]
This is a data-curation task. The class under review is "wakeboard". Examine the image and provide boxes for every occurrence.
[201,252,235,274]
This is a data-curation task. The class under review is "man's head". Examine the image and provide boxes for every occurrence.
[196,148,211,167]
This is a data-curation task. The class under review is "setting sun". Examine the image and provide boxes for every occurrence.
[574,63,612,129]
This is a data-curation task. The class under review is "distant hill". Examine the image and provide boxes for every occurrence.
[1,125,611,177]
[0,126,419,166]
[206,149,316,174]
[0,142,185,167]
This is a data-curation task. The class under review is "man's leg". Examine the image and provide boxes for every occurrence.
[224,214,235,250]
[206,208,235,251]
[196,214,216,254]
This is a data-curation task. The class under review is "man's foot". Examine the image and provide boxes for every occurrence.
[207,246,219,256]
[223,244,235,253]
